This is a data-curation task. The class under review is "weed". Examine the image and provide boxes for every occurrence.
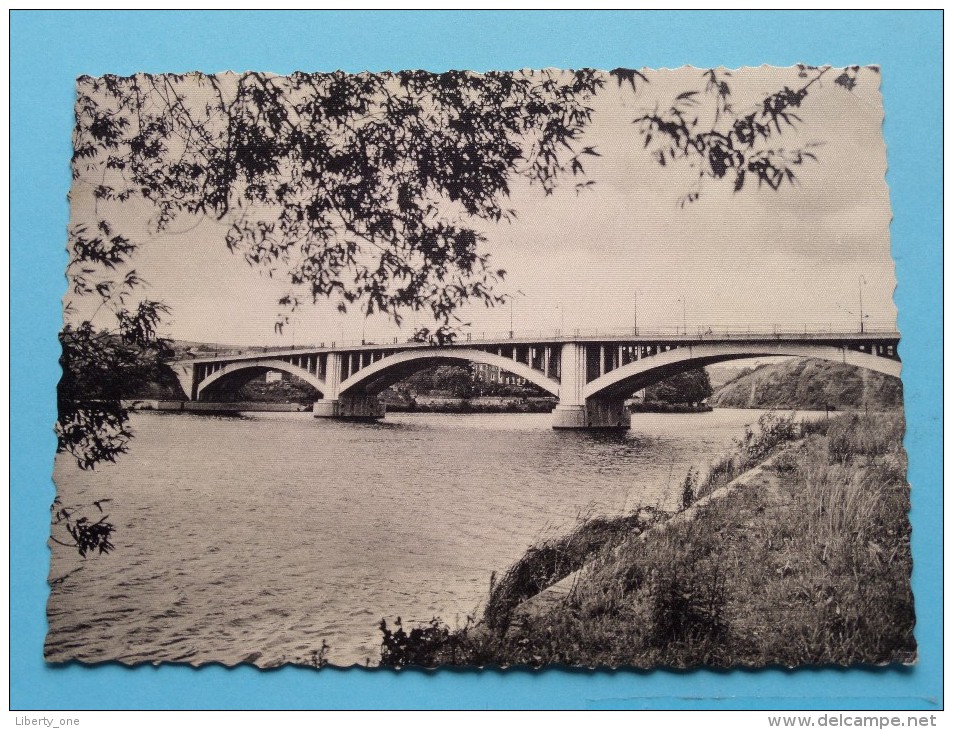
[649,559,729,647]
[697,454,739,499]
[306,640,330,668]
[681,467,698,510]
[482,508,662,630]
[379,616,480,668]
[736,411,799,467]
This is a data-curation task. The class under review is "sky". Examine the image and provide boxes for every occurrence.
[69,66,895,347]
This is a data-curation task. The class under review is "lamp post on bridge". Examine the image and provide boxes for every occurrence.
[633,289,643,336]
[858,274,867,334]
[509,291,525,339]
[676,295,687,335]
[556,302,564,335]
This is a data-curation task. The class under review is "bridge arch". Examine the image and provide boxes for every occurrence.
[196,358,328,401]
[584,343,901,401]
[338,347,561,397]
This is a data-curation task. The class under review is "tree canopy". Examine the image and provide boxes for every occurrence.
[71,70,611,332]
[636,65,874,205]
[645,368,714,406]
[69,65,866,338]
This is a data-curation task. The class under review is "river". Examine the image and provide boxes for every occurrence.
[46,408,795,667]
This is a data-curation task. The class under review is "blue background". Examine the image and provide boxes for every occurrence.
[10,10,943,710]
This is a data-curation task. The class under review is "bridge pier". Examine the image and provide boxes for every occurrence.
[552,398,630,429]
[171,361,198,401]
[585,395,630,429]
[312,353,384,420]
[552,343,629,429]
[313,394,385,421]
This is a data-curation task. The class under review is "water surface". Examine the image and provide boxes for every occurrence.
[47,409,789,666]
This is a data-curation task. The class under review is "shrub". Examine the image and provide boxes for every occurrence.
[697,410,802,500]
[681,467,698,510]
[800,415,831,437]
[482,508,662,630]
[771,446,803,475]
[649,561,729,648]
[697,454,739,499]
[379,617,461,668]
[306,640,330,668]
[736,411,800,467]
[827,420,854,465]
[825,412,905,466]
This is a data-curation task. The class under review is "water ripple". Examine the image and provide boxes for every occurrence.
[47,409,777,666]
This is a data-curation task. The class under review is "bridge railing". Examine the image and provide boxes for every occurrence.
[320,322,897,347]
[455,322,899,343]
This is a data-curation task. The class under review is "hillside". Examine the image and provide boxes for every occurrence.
[706,364,753,390]
[711,358,902,410]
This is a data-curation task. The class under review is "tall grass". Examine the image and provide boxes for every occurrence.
[692,410,884,500]
[379,410,914,668]
[761,411,914,664]
[481,507,663,629]
[736,411,800,466]
[695,410,803,499]
[562,411,913,667]
[795,464,881,544]
[826,412,904,465]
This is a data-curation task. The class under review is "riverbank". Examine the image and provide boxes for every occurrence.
[629,401,713,414]
[380,396,558,414]
[123,397,559,415]
[121,399,310,412]
[379,410,915,668]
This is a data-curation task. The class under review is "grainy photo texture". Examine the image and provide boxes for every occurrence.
[50,66,914,669]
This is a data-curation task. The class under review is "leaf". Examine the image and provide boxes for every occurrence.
[834,72,857,91]
[609,68,648,92]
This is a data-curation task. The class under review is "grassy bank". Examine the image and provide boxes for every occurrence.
[380,411,915,668]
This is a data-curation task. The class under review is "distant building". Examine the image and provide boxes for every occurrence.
[472,363,527,386]
[265,370,285,383]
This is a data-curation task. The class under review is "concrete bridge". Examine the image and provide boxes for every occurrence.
[171,327,901,429]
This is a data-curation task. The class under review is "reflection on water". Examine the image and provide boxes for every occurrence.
[47,408,790,666]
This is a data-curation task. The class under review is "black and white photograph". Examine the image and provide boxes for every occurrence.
[49,64,914,670]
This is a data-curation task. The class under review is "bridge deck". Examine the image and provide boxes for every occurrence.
[181,329,901,365]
